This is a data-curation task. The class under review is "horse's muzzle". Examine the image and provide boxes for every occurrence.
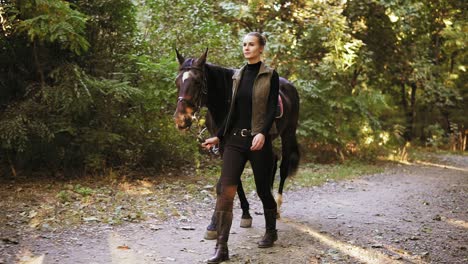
[174,113,193,130]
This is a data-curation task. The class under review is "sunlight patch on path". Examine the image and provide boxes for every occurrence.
[17,254,45,264]
[413,160,468,172]
[443,217,468,229]
[383,245,428,264]
[282,217,404,264]
[108,231,138,264]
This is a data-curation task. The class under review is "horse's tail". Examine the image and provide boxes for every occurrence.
[287,135,300,177]
[286,81,300,177]
[277,128,300,218]
[278,82,300,187]
[276,78,300,218]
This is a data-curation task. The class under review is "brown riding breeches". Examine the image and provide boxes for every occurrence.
[215,132,277,212]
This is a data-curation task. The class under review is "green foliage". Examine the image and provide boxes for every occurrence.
[139,0,240,66]
[56,190,72,203]
[16,0,90,54]
[0,112,53,152]
[1,0,466,175]
[0,0,200,174]
[425,124,446,148]
[73,184,94,196]
[344,0,467,144]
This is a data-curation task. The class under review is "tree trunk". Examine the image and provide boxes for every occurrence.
[400,82,411,141]
[33,41,45,89]
[399,81,417,142]
[442,111,451,134]
[463,129,467,151]
[419,105,430,143]
[7,153,16,177]
[408,81,417,140]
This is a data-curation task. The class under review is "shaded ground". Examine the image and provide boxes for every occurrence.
[1,154,467,264]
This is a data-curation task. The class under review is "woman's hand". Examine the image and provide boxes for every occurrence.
[251,133,265,151]
[202,137,220,150]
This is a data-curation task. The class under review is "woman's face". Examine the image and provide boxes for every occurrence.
[243,35,264,61]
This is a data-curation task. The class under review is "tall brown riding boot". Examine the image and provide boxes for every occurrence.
[207,211,233,263]
[258,208,278,248]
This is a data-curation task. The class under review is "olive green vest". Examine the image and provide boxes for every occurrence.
[223,61,278,136]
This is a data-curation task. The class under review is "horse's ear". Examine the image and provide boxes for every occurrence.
[196,48,208,66]
[175,48,185,65]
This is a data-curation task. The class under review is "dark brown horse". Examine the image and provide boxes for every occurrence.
[174,49,300,238]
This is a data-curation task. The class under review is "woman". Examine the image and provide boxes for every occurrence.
[202,32,279,263]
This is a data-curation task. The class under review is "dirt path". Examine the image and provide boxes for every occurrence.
[1,155,467,264]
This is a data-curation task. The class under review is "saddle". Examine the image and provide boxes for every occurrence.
[275,95,283,119]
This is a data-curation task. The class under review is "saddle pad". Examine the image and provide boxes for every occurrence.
[276,95,283,119]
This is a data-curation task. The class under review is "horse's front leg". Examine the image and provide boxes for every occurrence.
[204,180,221,240]
[237,180,252,228]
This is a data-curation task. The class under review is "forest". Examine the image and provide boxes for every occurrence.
[1,0,466,175]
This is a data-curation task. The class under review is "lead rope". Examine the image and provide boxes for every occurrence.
[190,113,219,155]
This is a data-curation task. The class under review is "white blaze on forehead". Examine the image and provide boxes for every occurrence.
[182,71,192,83]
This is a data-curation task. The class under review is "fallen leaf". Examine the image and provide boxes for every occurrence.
[371,244,384,248]
[202,185,214,190]
[83,217,99,222]
[149,225,163,231]
[117,245,130,250]
[2,237,19,244]
[28,210,38,218]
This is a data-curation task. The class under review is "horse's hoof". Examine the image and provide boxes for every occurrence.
[240,217,252,228]
[204,230,217,240]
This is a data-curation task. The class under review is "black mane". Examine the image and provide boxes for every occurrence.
[204,63,235,129]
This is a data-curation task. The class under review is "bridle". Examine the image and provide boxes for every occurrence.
[177,64,208,115]
[175,62,211,146]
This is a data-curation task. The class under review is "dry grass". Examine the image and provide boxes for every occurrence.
[0,160,384,232]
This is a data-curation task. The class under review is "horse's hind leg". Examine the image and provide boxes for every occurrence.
[238,181,252,228]
[276,157,289,219]
[271,154,279,189]
[271,153,280,217]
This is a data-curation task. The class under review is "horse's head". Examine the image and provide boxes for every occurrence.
[174,48,208,130]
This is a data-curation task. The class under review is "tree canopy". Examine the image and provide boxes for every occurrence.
[0,0,466,174]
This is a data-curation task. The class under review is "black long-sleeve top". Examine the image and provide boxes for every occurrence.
[217,61,279,139]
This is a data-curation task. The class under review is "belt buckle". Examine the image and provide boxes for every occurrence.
[240,129,249,137]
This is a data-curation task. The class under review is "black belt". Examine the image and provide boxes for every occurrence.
[232,128,252,137]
